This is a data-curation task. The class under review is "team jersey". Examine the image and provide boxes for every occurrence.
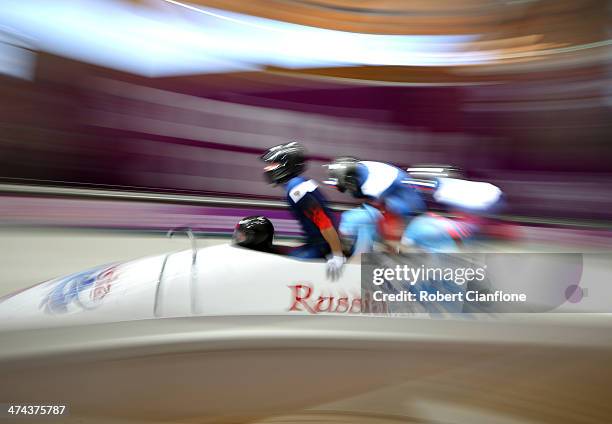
[285,176,337,244]
[354,161,402,199]
[353,161,425,217]
[433,177,502,211]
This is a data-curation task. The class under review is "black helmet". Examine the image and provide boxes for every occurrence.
[232,216,274,252]
[261,142,306,185]
[325,157,359,194]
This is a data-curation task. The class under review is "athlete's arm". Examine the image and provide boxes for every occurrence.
[302,197,343,257]
[320,226,343,257]
[301,196,345,279]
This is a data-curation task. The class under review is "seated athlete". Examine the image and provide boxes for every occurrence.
[232,216,275,253]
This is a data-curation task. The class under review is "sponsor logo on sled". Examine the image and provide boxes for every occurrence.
[40,264,120,314]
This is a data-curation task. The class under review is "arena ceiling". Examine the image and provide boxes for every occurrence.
[162,0,605,38]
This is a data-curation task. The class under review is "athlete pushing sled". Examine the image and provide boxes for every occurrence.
[260,142,346,279]
[325,159,504,254]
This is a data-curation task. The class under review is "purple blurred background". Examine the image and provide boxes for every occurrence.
[0,0,611,231]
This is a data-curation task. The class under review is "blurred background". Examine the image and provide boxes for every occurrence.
[1,0,611,292]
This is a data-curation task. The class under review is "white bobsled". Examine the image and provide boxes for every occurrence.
[0,244,363,331]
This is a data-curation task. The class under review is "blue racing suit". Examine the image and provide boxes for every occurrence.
[285,176,338,259]
[339,204,382,255]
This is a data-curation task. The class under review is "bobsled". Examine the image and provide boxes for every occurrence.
[0,243,363,331]
[0,204,515,332]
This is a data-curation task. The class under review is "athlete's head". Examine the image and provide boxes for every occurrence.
[325,157,359,194]
[261,142,306,185]
[232,216,274,252]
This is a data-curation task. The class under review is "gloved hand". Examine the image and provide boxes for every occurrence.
[326,254,346,281]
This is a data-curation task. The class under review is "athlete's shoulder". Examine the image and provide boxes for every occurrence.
[434,177,502,209]
[287,177,320,204]
[357,161,401,197]
[360,161,398,170]
[359,161,401,178]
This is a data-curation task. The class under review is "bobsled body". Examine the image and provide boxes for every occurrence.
[0,244,362,331]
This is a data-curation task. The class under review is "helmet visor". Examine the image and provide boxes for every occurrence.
[232,227,248,245]
[264,163,281,172]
